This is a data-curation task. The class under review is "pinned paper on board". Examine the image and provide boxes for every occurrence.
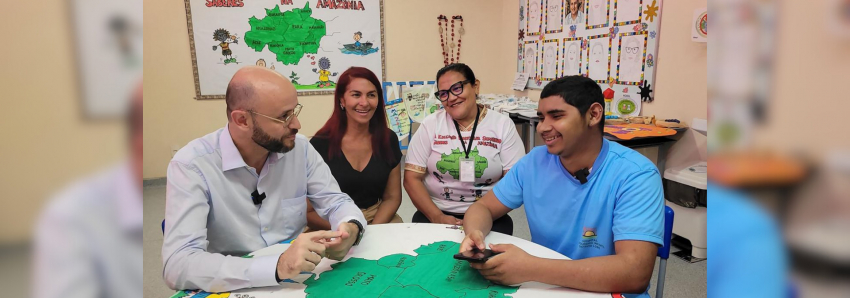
[541,39,560,81]
[586,34,611,83]
[384,85,410,139]
[401,84,434,123]
[562,37,583,76]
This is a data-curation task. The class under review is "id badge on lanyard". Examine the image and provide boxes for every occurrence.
[454,106,481,183]
[460,158,475,182]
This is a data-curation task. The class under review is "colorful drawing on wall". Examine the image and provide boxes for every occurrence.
[561,37,583,76]
[586,0,611,29]
[586,34,611,83]
[184,0,386,99]
[615,31,648,85]
[523,40,539,78]
[615,0,642,26]
[517,0,662,112]
[545,0,564,33]
[212,28,240,64]
[527,0,543,35]
[541,39,560,80]
[340,31,380,55]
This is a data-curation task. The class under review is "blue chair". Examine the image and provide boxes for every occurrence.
[656,205,675,298]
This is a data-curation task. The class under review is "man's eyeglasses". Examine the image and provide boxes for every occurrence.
[434,80,471,102]
[250,104,303,125]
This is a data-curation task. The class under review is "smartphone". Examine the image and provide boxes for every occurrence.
[453,248,499,263]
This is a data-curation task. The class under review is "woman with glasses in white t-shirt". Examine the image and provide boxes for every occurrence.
[403,63,526,235]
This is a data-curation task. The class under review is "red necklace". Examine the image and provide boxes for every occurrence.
[438,15,449,65]
[438,15,464,66]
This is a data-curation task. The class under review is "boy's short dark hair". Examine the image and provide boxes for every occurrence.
[540,75,605,132]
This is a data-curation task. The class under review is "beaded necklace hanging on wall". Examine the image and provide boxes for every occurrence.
[438,15,464,66]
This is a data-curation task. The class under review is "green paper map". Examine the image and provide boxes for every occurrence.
[303,241,518,298]
[435,147,489,180]
[244,3,326,65]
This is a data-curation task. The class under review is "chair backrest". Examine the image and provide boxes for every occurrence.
[657,205,675,259]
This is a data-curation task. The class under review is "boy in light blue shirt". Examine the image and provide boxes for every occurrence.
[460,75,663,297]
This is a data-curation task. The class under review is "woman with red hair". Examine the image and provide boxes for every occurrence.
[306,67,403,229]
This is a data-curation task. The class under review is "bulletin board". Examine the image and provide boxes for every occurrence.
[517,0,664,117]
[184,0,386,99]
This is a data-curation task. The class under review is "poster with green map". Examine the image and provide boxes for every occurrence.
[184,0,385,99]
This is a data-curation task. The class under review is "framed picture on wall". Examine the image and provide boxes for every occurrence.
[523,40,540,78]
[527,0,543,36]
[586,34,611,83]
[561,37,583,76]
[614,0,642,26]
[615,31,648,85]
[585,0,610,29]
[541,39,560,80]
[544,0,564,34]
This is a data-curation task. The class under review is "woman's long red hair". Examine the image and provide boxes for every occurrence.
[313,67,395,165]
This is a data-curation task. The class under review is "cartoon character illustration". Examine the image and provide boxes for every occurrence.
[341,31,378,55]
[108,15,139,67]
[473,179,494,187]
[442,188,453,200]
[212,28,239,64]
[472,189,484,200]
[312,57,338,88]
[353,31,362,47]
[433,171,446,184]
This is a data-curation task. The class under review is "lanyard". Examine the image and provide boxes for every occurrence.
[453,105,481,159]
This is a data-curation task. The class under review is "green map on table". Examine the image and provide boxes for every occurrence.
[303,240,518,298]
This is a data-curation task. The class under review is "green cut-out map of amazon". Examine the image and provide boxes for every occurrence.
[303,241,518,298]
[244,3,326,65]
[435,147,489,180]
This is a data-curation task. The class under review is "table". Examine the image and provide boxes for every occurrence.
[168,223,613,298]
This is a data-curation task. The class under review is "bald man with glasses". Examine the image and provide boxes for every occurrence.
[162,66,366,293]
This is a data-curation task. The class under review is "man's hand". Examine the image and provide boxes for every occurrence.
[323,222,359,260]
[469,244,537,285]
[435,214,462,225]
[459,229,486,253]
[276,230,340,280]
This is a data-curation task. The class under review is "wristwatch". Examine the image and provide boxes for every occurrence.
[347,219,364,246]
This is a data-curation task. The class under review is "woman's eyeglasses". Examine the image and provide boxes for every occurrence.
[434,80,471,102]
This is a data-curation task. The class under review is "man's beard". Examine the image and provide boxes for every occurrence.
[251,118,297,153]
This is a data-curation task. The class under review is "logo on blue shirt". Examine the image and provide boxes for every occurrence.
[579,227,604,249]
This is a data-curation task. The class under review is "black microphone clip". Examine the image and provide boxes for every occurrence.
[574,168,590,184]
[251,189,266,205]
